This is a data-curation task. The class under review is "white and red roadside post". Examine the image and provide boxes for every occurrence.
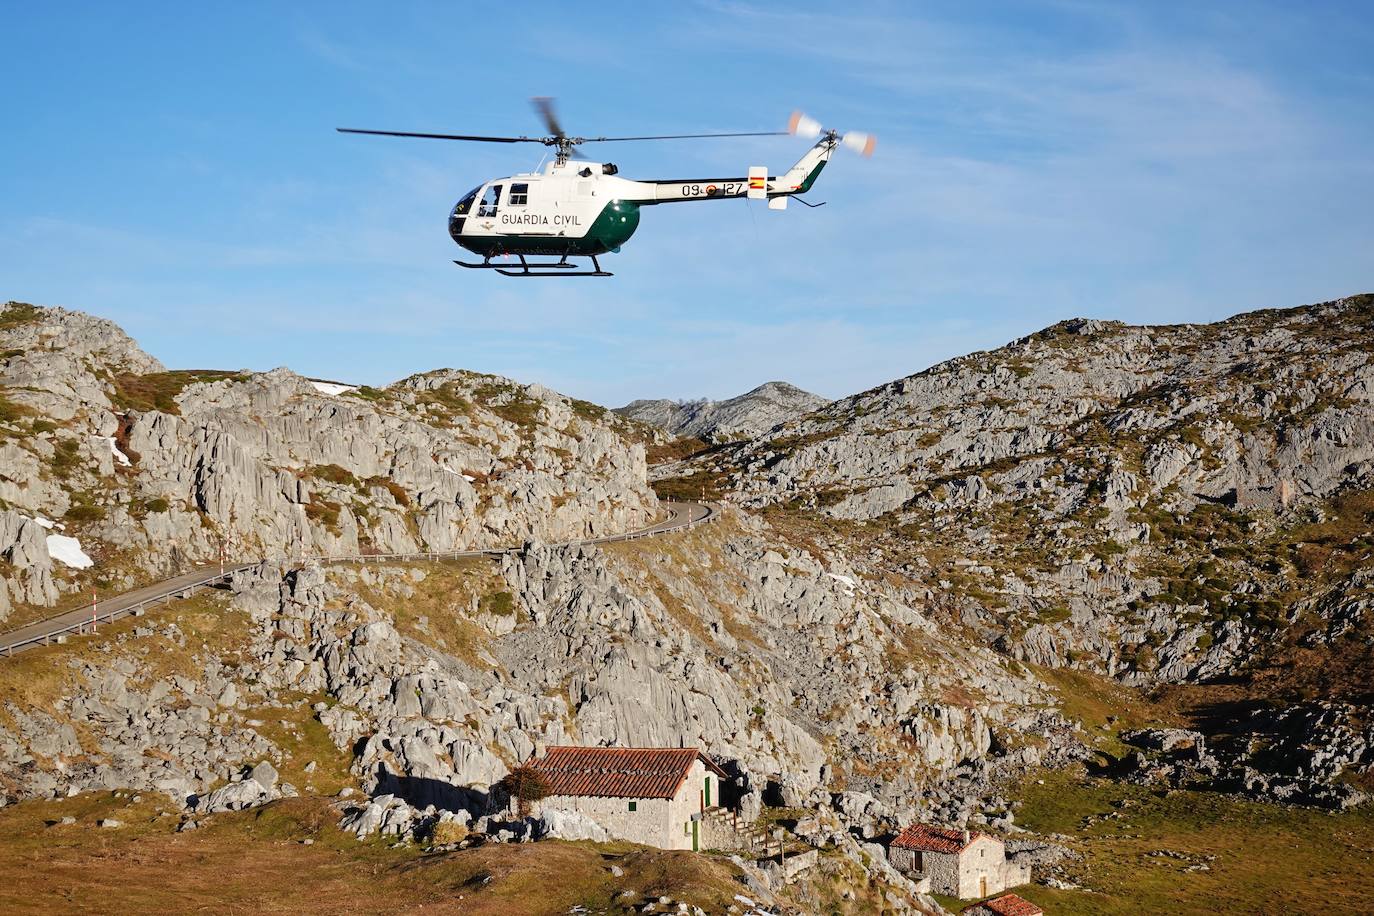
[91,588,98,633]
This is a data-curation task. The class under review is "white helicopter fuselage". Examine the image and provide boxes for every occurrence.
[448,136,837,258]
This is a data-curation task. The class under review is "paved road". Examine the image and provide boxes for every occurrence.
[0,500,716,657]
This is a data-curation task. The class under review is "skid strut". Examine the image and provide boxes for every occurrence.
[453,254,612,277]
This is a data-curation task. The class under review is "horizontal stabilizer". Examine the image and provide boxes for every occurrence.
[748,166,768,200]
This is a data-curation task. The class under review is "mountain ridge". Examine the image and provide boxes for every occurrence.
[616,380,829,442]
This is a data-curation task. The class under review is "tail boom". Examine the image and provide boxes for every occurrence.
[619,136,839,206]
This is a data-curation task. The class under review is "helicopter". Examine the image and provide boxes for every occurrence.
[338,99,873,277]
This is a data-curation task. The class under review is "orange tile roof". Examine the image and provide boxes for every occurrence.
[529,746,727,800]
[963,893,1043,916]
[891,823,995,854]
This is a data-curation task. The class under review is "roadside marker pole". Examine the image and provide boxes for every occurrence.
[91,588,97,633]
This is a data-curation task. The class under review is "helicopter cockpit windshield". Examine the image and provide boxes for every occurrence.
[449,185,481,240]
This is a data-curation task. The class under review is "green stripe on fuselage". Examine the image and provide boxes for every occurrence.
[795,160,827,194]
[455,200,640,257]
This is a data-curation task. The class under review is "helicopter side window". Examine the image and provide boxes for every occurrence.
[508,183,529,206]
[477,184,503,218]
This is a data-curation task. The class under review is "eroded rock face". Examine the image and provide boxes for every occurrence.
[0,511,1072,833]
[660,296,1374,690]
[1118,703,1374,810]
[0,302,656,619]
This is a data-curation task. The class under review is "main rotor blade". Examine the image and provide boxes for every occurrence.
[336,128,539,143]
[531,97,566,140]
[583,131,790,142]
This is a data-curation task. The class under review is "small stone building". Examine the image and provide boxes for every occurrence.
[888,824,1030,899]
[961,892,1044,916]
[527,746,728,851]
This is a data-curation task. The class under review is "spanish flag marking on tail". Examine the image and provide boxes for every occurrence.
[747,165,767,200]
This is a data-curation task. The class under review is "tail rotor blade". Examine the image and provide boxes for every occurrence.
[841,131,876,157]
[788,110,823,139]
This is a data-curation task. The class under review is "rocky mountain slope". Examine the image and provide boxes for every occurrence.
[2,296,1372,914]
[616,381,828,442]
[0,301,657,623]
[662,293,1374,803]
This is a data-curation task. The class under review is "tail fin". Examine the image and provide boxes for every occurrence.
[777,138,834,195]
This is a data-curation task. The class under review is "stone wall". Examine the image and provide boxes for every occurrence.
[890,836,1028,899]
[533,759,716,850]
[537,793,679,848]
[955,836,1020,899]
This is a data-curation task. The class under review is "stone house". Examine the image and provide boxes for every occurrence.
[961,892,1044,916]
[527,746,729,851]
[888,824,1030,899]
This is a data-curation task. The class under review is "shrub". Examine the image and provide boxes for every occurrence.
[144,497,171,514]
[430,820,469,846]
[30,418,57,434]
[496,765,550,818]
[65,502,106,523]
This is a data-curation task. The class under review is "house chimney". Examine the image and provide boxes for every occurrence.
[963,829,970,844]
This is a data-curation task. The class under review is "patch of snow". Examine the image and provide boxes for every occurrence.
[310,381,357,396]
[47,534,94,569]
[441,465,478,482]
[826,572,858,593]
[29,516,55,530]
[99,435,131,467]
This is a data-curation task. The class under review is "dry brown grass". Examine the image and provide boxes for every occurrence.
[0,794,751,915]
[339,559,503,667]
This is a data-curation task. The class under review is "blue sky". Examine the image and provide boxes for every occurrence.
[3,2,1371,405]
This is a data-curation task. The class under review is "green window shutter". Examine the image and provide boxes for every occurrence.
[628,800,636,812]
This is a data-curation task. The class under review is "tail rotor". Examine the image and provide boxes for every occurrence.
[789,110,875,157]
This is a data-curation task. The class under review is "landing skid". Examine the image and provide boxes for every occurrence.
[453,254,612,277]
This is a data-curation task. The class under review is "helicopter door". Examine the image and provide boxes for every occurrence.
[476,183,503,219]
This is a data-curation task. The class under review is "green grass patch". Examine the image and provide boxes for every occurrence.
[0,302,42,330]
[307,464,358,487]
[0,397,34,430]
[344,385,387,402]
[111,369,246,415]
[1013,770,1374,915]
[303,499,341,530]
[478,591,515,617]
